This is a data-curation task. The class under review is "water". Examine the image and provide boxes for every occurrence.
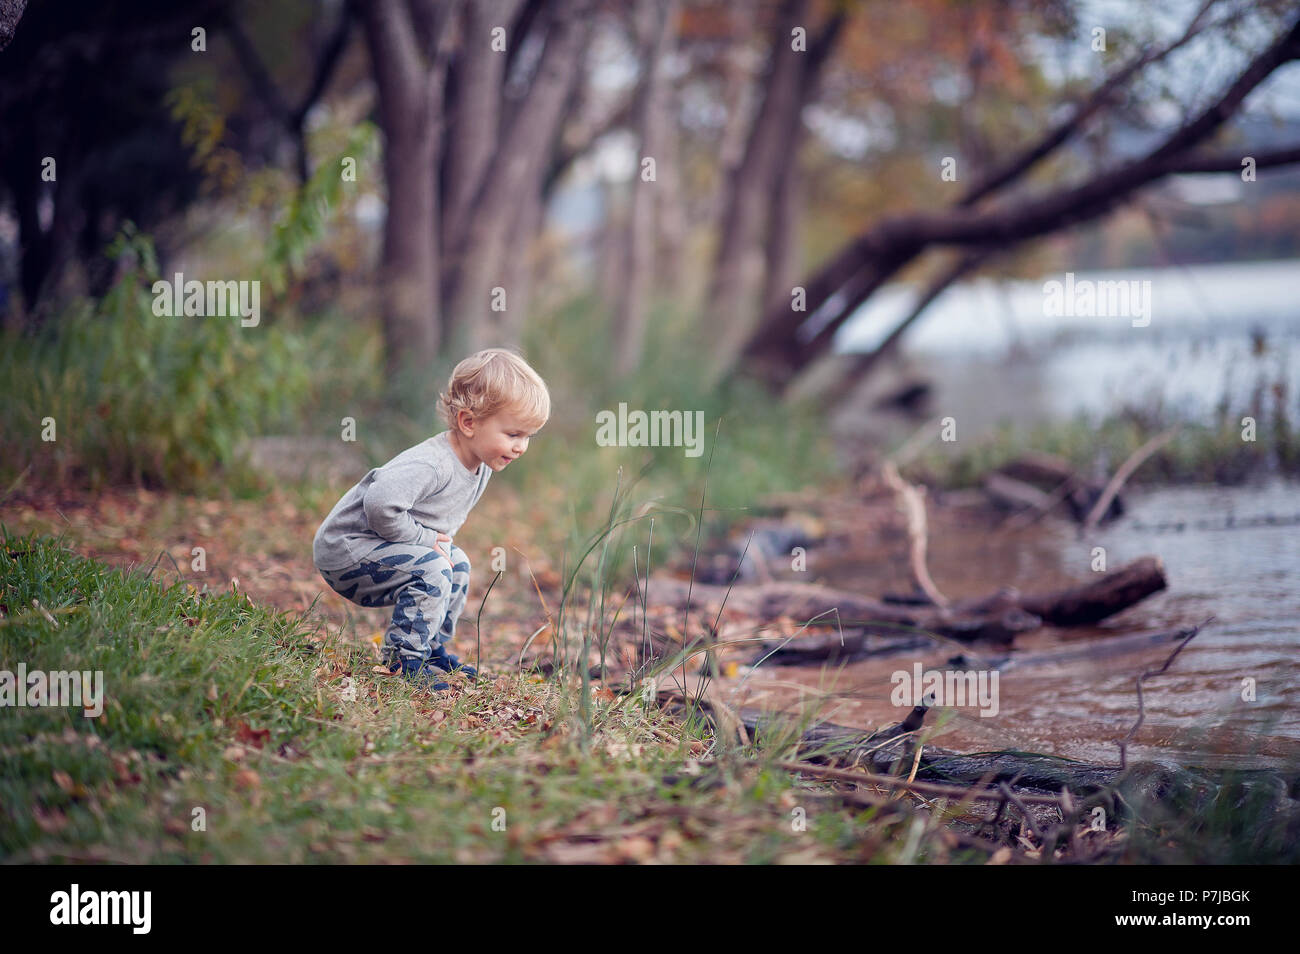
[709,480,1300,769]
[832,259,1300,441]
[723,261,1300,768]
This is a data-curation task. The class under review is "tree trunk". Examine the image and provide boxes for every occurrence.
[500,181,544,348]
[440,0,517,285]
[705,0,809,384]
[613,0,679,376]
[760,147,803,316]
[361,0,451,384]
[443,0,593,356]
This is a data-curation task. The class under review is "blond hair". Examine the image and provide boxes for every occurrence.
[437,348,550,432]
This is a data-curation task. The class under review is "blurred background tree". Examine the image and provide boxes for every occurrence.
[3,0,1298,410]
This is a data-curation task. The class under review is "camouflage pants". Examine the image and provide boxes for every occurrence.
[319,540,471,668]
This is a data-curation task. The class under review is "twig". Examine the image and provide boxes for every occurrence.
[1082,426,1180,535]
[998,474,1076,532]
[999,781,1047,843]
[1118,617,1211,770]
[772,759,1067,806]
[881,460,949,609]
[891,742,926,802]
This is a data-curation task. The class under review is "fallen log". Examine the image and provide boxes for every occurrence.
[1016,555,1166,625]
[945,624,1194,671]
[659,692,1122,797]
[763,622,1190,669]
[641,556,1167,644]
[658,693,1292,816]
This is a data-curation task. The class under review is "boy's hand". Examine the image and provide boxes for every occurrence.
[434,532,452,561]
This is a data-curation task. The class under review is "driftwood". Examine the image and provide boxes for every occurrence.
[882,460,949,609]
[659,692,1293,819]
[991,452,1124,526]
[764,621,1191,669]
[641,556,1167,645]
[1080,427,1179,535]
[1016,555,1166,625]
[660,693,1123,797]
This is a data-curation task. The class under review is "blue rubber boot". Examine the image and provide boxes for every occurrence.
[427,645,478,679]
[398,656,452,692]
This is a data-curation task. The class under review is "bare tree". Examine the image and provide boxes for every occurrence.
[614,0,680,375]
[705,0,845,383]
[733,9,1300,396]
[441,0,596,355]
[359,0,460,380]
[222,3,355,182]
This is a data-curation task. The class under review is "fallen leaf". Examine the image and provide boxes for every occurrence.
[52,770,87,797]
[234,721,270,749]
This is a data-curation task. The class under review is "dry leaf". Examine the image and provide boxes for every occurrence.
[234,721,270,749]
[52,770,87,797]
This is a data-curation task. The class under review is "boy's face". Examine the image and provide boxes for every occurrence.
[456,409,537,472]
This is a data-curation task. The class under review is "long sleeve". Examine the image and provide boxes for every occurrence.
[362,460,446,548]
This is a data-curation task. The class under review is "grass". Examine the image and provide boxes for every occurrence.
[0,529,941,864]
[906,395,1299,490]
[4,225,1295,862]
[4,525,1296,864]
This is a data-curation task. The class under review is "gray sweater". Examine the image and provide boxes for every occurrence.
[312,430,491,571]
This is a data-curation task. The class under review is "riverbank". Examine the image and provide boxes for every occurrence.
[4,471,1297,863]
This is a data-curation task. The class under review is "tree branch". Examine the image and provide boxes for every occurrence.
[959,0,1228,208]
[740,14,1300,388]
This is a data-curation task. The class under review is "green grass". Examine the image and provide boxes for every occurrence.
[0,530,912,863]
[2,530,1296,863]
[0,228,384,495]
[907,398,1298,490]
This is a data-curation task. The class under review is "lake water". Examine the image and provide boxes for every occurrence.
[715,260,1300,769]
[708,479,1300,770]
[833,258,1299,440]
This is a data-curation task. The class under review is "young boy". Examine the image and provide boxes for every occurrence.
[312,348,549,691]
